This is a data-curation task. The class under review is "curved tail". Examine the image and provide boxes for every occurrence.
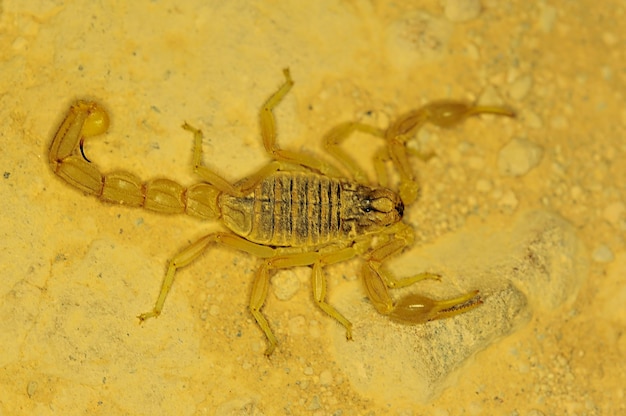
[49,101,220,220]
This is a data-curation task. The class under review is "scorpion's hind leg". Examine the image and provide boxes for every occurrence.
[138,232,275,322]
[249,247,358,356]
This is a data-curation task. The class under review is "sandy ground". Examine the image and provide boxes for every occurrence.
[1,1,624,415]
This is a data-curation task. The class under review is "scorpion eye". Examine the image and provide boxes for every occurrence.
[361,198,374,213]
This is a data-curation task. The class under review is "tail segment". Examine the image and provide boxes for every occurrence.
[49,101,220,220]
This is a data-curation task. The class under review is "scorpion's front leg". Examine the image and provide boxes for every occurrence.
[361,223,482,323]
[258,68,345,178]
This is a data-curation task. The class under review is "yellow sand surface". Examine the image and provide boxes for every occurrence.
[0,1,623,414]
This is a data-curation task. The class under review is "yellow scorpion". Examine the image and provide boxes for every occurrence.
[49,69,514,355]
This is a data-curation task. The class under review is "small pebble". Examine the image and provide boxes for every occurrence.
[27,381,38,398]
[498,138,543,176]
[498,190,519,212]
[508,75,533,100]
[592,245,614,263]
[307,395,321,410]
[319,369,333,386]
[272,270,300,300]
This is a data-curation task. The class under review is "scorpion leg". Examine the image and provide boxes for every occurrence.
[185,122,296,197]
[249,247,360,356]
[249,260,278,356]
[138,232,274,322]
[322,121,386,183]
[258,68,344,178]
[183,122,245,197]
[322,121,432,188]
[372,144,434,189]
[361,223,482,323]
[186,69,348,198]
[310,246,365,341]
[387,101,515,204]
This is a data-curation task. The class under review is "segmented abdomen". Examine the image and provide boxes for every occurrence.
[219,171,345,247]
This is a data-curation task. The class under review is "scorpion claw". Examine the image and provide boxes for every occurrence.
[388,290,482,324]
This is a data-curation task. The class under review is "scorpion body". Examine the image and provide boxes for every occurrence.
[49,69,514,355]
[220,171,403,247]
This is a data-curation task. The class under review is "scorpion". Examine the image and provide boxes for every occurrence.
[48,69,514,355]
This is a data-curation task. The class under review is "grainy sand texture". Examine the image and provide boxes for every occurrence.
[1,1,624,415]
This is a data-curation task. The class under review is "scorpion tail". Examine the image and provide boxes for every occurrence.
[49,101,221,220]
